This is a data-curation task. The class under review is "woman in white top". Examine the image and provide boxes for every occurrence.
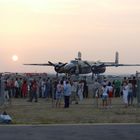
[122,82,129,108]
[55,80,64,108]
[77,81,84,101]
[102,85,108,108]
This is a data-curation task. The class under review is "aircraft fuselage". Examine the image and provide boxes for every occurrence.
[54,60,106,75]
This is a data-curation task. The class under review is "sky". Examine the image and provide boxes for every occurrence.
[0,0,140,74]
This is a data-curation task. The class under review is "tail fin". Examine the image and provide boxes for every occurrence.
[115,51,119,64]
[75,51,82,60]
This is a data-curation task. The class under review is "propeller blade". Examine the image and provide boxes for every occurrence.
[48,61,56,66]
[83,61,91,67]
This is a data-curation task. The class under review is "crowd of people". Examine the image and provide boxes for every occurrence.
[93,76,137,108]
[1,74,138,109]
[1,75,88,108]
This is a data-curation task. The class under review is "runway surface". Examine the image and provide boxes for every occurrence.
[0,124,140,140]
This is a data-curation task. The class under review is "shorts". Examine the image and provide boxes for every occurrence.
[56,92,62,100]
[102,94,108,101]
[108,91,113,98]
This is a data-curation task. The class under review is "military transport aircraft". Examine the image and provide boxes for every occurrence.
[24,52,140,76]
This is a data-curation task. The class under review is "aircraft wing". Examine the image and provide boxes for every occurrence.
[23,61,67,67]
[84,61,140,67]
[104,63,140,67]
[23,63,53,66]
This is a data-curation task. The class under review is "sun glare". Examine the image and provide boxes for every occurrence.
[12,55,18,61]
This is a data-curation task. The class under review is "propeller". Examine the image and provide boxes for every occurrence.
[48,61,67,75]
[84,61,95,80]
[48,61,56,66]
[48,61,67,67]
[84,61,105,80]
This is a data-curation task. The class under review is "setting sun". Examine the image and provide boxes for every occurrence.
[12,55,18,61]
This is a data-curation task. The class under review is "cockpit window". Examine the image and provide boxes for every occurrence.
[70,60,78,64]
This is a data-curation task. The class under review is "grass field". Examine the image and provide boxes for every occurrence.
[0,97,140,124]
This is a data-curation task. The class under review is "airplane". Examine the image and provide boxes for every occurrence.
[24,51,140,77]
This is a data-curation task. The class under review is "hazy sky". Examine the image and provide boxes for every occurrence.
[0,0,140,74]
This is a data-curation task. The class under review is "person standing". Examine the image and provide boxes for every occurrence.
[29,80,38,102]
[64,80,72,108]
[102,85,108,108]
[122,82,129,108]
[128,80,133,106]
[93,80,101,108]
[41,79,46,98]
[4,81,10,102]
[131,76,137,97]
[55,80,64,108]
[21,80,28,98]
[77,81,84,101]
[83,80,88,98]
[114,79,121,97]
[107,82,113,108]
[10,79,15,97]
[14,78,19,98]
[70,80,78,104]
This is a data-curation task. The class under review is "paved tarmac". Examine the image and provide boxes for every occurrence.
[0,124,140,140]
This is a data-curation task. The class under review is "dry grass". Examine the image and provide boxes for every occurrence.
[0,97,140,124]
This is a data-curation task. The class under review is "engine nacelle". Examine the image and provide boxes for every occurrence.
[91,65,106,74]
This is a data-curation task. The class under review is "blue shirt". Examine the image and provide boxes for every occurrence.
[64,83,72,96]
